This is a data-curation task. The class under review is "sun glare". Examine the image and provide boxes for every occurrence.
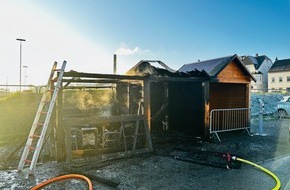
[0,1,114,85]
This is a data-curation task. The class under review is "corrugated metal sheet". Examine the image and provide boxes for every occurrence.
[179,54,256,82]
[178,55,234,76]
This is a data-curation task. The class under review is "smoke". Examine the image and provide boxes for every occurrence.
[115,46,149,56]
[67,90,113,110]
[115,47,139,56]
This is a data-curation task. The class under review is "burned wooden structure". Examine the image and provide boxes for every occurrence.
[50,54,255,162]
[125,60,213,137]
[53,72,153,163]
[51,60,211,162]
[125,55,255,141]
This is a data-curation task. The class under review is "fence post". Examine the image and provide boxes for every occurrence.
[258,98,266,136]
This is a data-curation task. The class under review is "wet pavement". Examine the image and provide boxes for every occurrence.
[1,117,290,189]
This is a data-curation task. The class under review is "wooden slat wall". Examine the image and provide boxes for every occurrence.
[217,61,251,84]
[210,60,251,110]
[210,83,247,110]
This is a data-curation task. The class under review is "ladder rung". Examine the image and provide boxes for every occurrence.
[51,78,58,82]
[17,61,66,174]
[30,134,40,138]
[28,146,36,150]
[104,140,117,142]
[125,133,145,138]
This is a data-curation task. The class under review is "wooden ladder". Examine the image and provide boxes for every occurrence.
[17,61,66,175]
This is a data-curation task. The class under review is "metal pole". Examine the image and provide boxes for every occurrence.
[113,54,117,74]
[16,38,26,92]
[258,98,266,136]
[23,65,28,85]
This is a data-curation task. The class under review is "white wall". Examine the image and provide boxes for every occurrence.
[268,71,290,92]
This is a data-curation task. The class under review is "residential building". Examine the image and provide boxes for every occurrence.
[268,58,290,93]
[240,54,273,92]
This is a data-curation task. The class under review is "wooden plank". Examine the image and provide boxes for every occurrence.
[143,116,153,151]
[209,83,247,110]
[64,123,72,162]
[71,148,151,165]
[56,82,66,161]
[217,61,251,83]
[63,71,147,80]
[143,79,151,132]
[203,82,210,138]
[62,79,125,84]
[151,102,168,120]
[63,115,146,126]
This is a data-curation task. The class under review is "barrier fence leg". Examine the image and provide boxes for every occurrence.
[215,132,221,142]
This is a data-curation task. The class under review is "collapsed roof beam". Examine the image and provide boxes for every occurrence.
[63,71,147,80]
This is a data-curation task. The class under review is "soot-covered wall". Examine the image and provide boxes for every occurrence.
[168,81,205,137]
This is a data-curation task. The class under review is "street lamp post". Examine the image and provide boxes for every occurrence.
[16,38,26,91]
[23,65,28,86]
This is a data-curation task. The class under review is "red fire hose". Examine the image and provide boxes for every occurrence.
[31,174,93,190]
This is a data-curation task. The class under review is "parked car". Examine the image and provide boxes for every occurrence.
[277,96,290,118]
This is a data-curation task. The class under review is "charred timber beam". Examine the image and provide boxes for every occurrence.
[62,78,124,84]
[148,76,216,82]
[64,86,115,90]
[71,148,151,165]
[63,165,120,187]
[63,115,146,126]
[63,71,147,80]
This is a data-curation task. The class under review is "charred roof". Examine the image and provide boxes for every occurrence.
[126,60,211,78]
[178,54,256,82]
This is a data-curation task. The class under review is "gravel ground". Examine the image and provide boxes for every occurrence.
[1,93,290,189]
[1,117,290,190]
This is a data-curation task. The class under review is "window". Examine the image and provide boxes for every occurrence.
[272,77,275,83]
[279,77,283,82]
[287,76,290,82]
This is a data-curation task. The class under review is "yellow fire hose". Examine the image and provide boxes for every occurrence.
[31,174,93,190]
[232,156,281,190]
[30,157,281,190]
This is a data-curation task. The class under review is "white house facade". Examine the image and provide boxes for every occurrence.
[240,54,273,92]
[268,58,290,93]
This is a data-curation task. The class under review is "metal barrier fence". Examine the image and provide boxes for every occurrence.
[210,108,251,142]
[0,84,42,145]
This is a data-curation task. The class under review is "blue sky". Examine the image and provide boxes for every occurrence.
[1,0,290,85]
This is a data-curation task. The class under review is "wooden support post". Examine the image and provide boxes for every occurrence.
[246,83,251,127]
[127,82,130,114]
[50,78,57,160]
[56,80,66,161]
[64,124,72,162]
[203,82,210,138]
[143,79,151,132]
